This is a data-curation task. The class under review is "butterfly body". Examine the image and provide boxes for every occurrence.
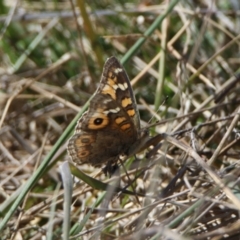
[68,56,143,167]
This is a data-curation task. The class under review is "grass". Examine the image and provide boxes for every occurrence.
[1,0,240,239]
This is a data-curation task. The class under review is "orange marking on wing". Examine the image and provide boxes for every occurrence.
[121,123,131,130]
[107,78,117,87]
[127,109,135,117]
[88,111,109,130]
[122,97,132,108]
[77,147,90,162]
[77,149,89,158]
[75,135,95,146]
[102,84,116,100]
[115,117,126,125]
[108,71,115,78]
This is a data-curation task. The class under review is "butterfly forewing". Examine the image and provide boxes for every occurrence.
[98,57,140,133]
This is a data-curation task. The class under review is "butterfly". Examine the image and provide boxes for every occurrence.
[67,56,153,172]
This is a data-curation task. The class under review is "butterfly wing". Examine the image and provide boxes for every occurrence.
[67,57,140,167]
[97,56,140,134]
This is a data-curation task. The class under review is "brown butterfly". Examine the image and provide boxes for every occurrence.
[67,57,159,172]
